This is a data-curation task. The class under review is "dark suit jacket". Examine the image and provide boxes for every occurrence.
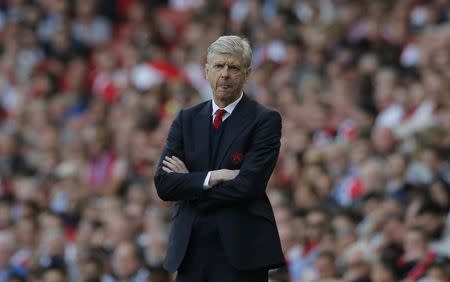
[154,94,285,272]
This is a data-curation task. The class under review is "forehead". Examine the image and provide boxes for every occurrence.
[209,53,244,65]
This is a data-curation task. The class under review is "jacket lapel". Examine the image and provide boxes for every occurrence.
[193,101,212,170]
[214,95,254,169]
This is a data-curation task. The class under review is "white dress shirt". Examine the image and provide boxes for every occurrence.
[203,93,244,189]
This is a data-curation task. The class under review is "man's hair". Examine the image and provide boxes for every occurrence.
[207,35,252,68]
[317,250,336,262]
[407,225,429,242]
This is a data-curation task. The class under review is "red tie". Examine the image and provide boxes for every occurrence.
[213,109,226,129]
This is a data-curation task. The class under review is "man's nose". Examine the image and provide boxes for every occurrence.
[220,66,230,77]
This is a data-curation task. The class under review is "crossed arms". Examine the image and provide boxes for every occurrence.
[162,155,239,187]
[154,109,281,207]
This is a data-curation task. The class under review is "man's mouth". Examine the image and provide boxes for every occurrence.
[218,85,231,90]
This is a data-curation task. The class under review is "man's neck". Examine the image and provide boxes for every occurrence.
[213,92,244,109]
[214,98,234,108]
[214,92,244,108]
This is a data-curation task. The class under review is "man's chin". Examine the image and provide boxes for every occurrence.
[215,92,232,101]
[216,88,233,96]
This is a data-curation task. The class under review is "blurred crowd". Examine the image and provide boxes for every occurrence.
[0,0,450,281]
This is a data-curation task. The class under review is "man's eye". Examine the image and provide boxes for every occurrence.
[229,66,240,73]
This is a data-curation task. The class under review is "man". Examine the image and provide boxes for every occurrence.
[101,241,150,282]
[154,35,285,282]
[302,250,340,282]
[41,266,67,282]
[0,231,26,282]
[398,227,437,281]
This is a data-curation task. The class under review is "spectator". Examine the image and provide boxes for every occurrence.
[419,262,449,282]
[370,260,398,282]
[302,250,340,282]
[71,0,111,48]
[41,265,68,282]
[288,207,330,280]
[80,253,103,282]
[0,1,449,281]
[101,241,150,282]
[398,226,438,281]
[0,231,26,281]
[341,241,375,282]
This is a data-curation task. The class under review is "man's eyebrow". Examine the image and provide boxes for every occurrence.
[213,62,241,67]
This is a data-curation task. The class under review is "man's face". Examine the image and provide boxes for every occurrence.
[42,269,66,282]
[404,230,427,259]
[113,244,140,279]
[305,211,326,240]
[316,256,337,279]
[205,53,250,107]
[417,212,443,238]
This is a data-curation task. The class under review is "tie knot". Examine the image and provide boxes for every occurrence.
[216,109,226,118]
[213,109,226,129]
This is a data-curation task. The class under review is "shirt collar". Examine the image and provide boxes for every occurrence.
[212,92,244,116]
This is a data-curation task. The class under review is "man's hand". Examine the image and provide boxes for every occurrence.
[162,156,239,187]
[209,169,239,186]
[162,156,189,173]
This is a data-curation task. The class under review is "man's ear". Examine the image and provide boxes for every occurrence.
[245,67,252,82]
[204,64,209,78]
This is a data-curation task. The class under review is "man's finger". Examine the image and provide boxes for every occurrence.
[163,159,187,173]
[164,157,177,164]
[163,159,178,167]
[165,157,182,169]
[162,166,173,173]
[172,156,188,170]
[172,156,183,163]
[167,156,189,172]
[171,157,184,168]
[163,160,178,170]
[164,156,178,165]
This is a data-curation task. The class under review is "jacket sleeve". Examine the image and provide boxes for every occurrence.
[197,110,281,210]
[154,110,207,201]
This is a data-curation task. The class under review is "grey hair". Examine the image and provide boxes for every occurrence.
[207,35,252,68]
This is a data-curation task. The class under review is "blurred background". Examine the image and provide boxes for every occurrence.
[0,0,449,281]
